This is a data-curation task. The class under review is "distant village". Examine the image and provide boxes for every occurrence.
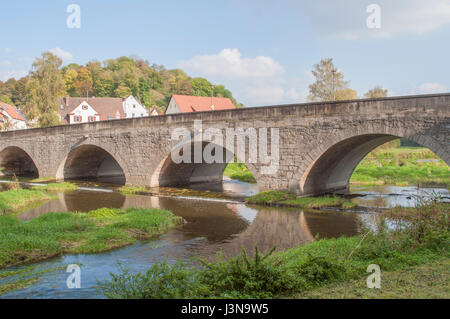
[0,94,236,131]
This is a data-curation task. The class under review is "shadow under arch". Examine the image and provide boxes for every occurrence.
[299,134,449,196]
[0,146,39,178]
[60,144,126,185]
[151,140,258,188]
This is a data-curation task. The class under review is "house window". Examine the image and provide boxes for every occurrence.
[74,116,82,122]
[132,113,135,117]
[82,105,88,110]
[88,116,95,122]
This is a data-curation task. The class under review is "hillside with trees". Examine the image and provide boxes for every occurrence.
[0,52,240,127]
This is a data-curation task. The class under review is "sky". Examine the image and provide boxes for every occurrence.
[0,0,449,106]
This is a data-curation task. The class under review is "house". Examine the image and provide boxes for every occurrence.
[60,96,149,124]
[165,94,235,114]
[0,101,27,130]
[149,108,160,116]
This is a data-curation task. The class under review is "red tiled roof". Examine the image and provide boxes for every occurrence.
[60,97,125,123]
[171,95,235,113]
[0,101,26,121]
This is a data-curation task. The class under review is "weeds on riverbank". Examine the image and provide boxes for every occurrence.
[0,207,183,268]
[99,201,449,298]
[0,189,55,215]
[245,191,356,209]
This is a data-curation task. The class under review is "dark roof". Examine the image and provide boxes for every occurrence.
[60,97,125,122]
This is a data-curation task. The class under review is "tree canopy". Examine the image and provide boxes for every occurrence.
[0,53,239,127]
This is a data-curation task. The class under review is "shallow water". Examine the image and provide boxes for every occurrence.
[1,180,448,299]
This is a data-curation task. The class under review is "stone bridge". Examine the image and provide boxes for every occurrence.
[0,93,449,195]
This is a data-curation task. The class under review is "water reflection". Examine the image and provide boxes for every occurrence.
[6,181,443,298]
[350,185,449,208]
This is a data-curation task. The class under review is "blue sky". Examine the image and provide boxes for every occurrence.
[1,0,449,106]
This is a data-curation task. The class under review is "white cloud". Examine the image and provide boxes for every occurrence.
[412,83,447,94]
[179,48,284,79]
[179,48,310,106]
[0,70,28,81]
[302,0,450,39]
[49,47,73,62]
[4,48,12,53]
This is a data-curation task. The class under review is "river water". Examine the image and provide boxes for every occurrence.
[0,178,448,299]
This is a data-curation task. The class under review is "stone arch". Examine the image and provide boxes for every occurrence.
[57,144,126,185]
[150,140,259,188]
[294,124,449,196]
[0,146,39,178]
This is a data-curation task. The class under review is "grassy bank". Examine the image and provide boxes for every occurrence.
[223,162,256,184]
[0,207,183,268]
[351,146,449,188]
[98,202,448,298]
[245,191,356,209]
[33,182,78,192]
[0,189,56,214]
[295,258,449,298]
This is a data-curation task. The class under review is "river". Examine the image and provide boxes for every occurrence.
[0,178,448,299]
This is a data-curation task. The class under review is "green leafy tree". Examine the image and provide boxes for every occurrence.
[364,86,388,98]
[308,58,350,102]
[24,52,66,127]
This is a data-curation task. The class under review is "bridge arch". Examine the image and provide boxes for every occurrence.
[297,132,449,195]
[150,140,259,188]
[57,144,126,185]
[0,146,39,178]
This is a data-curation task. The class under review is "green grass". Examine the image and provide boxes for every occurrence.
[119,186,149,195]
[33,182,78,192]
[0,189,56,214]
[295,258,450,299]
[223,162,257,184]
[0,207,183,269]
[351,146,449,187]
[98,201,449,299]
[0,277,40,295]
[245,191,356,209]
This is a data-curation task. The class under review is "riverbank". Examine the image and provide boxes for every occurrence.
[295,258,449,298]
[223,162,256,184]
[0,189,56,214]
[350,146,449,188]
[0,207,183,269]
[99,201,449,298]
[245,191,356,209]
[224,147,449,189]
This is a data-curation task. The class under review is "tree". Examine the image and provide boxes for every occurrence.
[364,86,388,98]
[115,85,132,98]
[73,66,93,97]
[24,52,66,127]
[308,58,349,102]
[191,77,212,96]
[335,88,358,101]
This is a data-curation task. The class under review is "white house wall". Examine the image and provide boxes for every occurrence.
[165,97,180,114]
[123,96,148,118]
[69,102,100,124]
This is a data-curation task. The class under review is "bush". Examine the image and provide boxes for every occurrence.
[100,261,197,299]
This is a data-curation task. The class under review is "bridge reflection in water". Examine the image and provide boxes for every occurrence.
[18,188,367,260]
